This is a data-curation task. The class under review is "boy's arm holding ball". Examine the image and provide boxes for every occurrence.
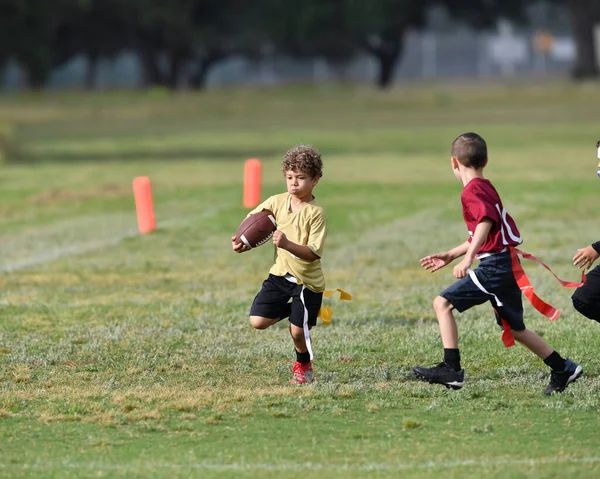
[272,230,320,262]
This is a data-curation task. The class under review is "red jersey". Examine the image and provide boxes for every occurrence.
[461,178,522,254]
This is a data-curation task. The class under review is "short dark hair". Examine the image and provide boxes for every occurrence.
[451,132,487,168]
[282,145,323,178]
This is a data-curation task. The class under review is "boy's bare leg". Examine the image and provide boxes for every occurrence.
[413,296,463,388]
[250,316,280,329]
[512,327,582,394]
[511,329,553,359]
[289,323,308,352]
[433,296,459,348]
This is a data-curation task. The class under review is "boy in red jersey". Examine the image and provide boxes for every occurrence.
[414,132,582,395]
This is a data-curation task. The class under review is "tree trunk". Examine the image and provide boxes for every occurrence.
[84,53,98,90]
[372,39,403,89]
[137,45,165,88]
[0,55,7,79]
[189,50,227,90]
[189,60,210,90]
[362,32,405,89]
[20,49,51,89]
[568,0,600,79]
[23,62,50,89]
[166,49,187,90]
[376,51,398,88]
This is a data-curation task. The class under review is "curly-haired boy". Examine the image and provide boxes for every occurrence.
[232,145,327,384]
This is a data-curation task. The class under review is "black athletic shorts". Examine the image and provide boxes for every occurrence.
[250,274,323,328]
[440,251,525,331]
[572,265,600,321]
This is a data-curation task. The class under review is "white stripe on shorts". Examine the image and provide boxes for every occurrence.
[467,268,504,307]
[299,285,314,360]
[284,274,313,360]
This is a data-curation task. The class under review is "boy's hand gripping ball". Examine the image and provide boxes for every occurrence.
[235,210,277,248]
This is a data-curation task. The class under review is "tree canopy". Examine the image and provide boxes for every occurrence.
[0,0,594,89]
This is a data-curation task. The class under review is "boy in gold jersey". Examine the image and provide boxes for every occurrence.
[232,145,327,384]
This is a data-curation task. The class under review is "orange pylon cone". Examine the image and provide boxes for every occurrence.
[133,176,156,234]
[243,159,261,208]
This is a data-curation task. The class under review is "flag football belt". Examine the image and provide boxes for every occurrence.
[494,247,585,347]
[284,274,352,360]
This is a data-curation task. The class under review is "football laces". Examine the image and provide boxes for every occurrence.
[254,231,274,247]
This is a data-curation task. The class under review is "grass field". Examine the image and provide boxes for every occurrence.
[1,82,600,478]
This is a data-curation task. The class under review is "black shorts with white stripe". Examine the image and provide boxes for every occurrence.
[572,265,600,322]
[250,274,323,328]
[440,251,525,331]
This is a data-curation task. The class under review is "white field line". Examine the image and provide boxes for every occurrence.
[0,230,138,273]
[0,209,219,274]
[0,456,599,472]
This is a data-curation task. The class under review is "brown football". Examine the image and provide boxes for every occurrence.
[235,210,277,248]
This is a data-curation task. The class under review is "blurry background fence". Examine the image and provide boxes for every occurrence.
[0,1,593,91]
[1,28,576,89]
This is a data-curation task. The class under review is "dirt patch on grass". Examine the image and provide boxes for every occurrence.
[38,413,81,423]
[32,183,130,204]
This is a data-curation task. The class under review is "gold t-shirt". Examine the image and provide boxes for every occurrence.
[248,193,327,292]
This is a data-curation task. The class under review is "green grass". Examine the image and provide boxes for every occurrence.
[1,82,600,478]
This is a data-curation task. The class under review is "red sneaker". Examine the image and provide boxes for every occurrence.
[291,361,314,384]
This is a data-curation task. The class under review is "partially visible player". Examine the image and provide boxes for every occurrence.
[414,132,582,395]
[232,145,327,384]
[571,141,600,322]
[571,241,600,322]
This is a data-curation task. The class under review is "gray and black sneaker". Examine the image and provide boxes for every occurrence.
[413,362,465,390]
[543,358,582,395]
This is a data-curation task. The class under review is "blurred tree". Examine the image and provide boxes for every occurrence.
[0,0,62,87]
[2,0,598,89]
[264,1,358,66]
[266,0,429,88]
[127,0,259,90]
[187,0,262,89]
[349,0,428,88]
[127,0,194,88]
[567,0,600,78]
[438,0,529,27]
[54,0,130,89]
[440,0,600,79]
